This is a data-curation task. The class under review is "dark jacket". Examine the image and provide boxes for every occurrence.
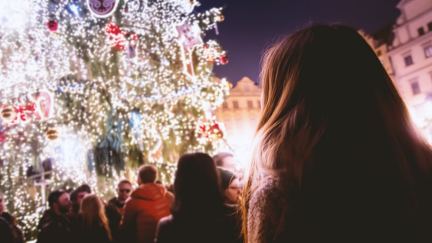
[0,212,24,243]
[247,175,432,243]
[36,209,74,243]
[77,219,112,243]
[155,204,243,243]
[106,197,125,242]
[122,183,174,243]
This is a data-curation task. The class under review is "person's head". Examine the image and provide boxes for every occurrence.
[250,24,430,179]
[117,179,132,202]
[213,152,236,171]
[173,153,224,217]
[48,190,70,214]
[71,184,91,205]
[80,194,112,240]
[0,191,5,214]
[137,165,158,185]
[218,168,241,204]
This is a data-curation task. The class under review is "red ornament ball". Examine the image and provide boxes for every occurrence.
[106,22,122,35]
[47,20,58,32]
[219,55,229,65]
[113,42,126,51]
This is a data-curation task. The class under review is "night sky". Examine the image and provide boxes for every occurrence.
[198,0,401,83]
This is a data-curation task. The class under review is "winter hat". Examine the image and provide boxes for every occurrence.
[218,168,236,190]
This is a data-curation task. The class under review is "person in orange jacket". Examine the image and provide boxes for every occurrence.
[121,165,173,243]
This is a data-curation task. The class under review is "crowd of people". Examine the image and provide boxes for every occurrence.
[2,23,432,243]
[0,152,242,243]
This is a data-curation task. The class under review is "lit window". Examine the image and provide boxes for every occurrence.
[222,102,229,109]
[424,44,432,58]
[410,81,421,95]
[404,55,414,66]
[233,101,239,109]
[247,100,254,109]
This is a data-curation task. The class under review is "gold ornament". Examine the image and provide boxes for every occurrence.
[1,106,14,121]
[46,128,58,140]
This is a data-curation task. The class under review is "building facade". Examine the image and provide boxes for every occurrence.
[215,76,261,167]
[387,0,432,140]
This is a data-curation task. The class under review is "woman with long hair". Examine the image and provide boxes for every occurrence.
[78,194,112,243]
[243,24,432,243]
[155,152,242,243]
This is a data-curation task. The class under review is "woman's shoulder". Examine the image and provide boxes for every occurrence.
[249,175,287,209]
[247,176,289,243]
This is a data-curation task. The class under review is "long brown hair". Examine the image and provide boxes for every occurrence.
[80,194,112,241]
[172,153,225,220]
[242,24,432,242]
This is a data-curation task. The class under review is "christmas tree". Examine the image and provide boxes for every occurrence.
[0,0,229,239]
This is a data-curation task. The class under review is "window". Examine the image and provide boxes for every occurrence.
[418,27,425,36]
[428,22,432,32]
[424,44,432,58]
[410,81,421,95]
[222,102,229,109]
[247,100,254,109]
[233,100,239,109]
[404,55,414,66]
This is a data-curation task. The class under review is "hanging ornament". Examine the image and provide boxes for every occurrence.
[113,42,126,51]
[218,54,229,65]
[1,106,14,122]
[35,91,54,119]
[46,127,59,140]
[87,0,120,18]
[209,122,224,139]
[176,22,202,78]
[124,0,144,13]
[15,102,37,123]
[201,41,224,64]
[106,22,121,34]
[197,119,224,140]
[47,19,58,32]
[105,22,126,51]
[176,22,202,51]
